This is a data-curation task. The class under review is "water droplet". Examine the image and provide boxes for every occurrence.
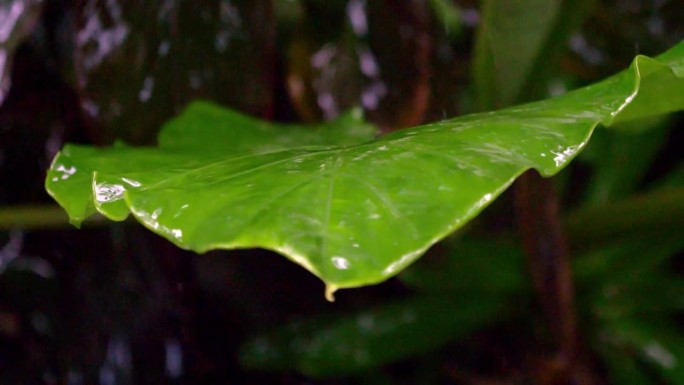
[158,40,170,56]
[138,76,154,102]
[121,177,141,187]
[151,208,162,220]
[164,339,183,379]
[56,164,77,180]
[95,183,125,202]
[170,229,182,239]
[332,256,350,270]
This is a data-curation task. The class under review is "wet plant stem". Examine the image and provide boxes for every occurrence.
[515,170,578,383]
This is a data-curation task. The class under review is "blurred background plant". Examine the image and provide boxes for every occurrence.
[1,0,684,384]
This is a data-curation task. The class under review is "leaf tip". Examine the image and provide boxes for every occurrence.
[69,217,83,229]
[324,285,338,302]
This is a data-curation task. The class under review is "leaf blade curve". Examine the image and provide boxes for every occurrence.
[46,40,684,293]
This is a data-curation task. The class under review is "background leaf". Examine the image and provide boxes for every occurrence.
[578,116,670,206]
[239,296,503,378]
[565,187,684,246]
[602,319,684,385]
[398,237,528,295]
[473,0,563,108]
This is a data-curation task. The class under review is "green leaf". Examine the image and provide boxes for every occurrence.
[473,0,595,109]
[573,230,684,318]
[573,230,684,284]
[594,273,684,319]
[595,344,655,385]
[566,187,684,247]
[579,116,669,206]
[158,104,377,152]
[46,103,377,225]
[651,161,684,190]
[399,237,528,295]
[46,41,684,293]
[473,0,563,108]
[239,296,502,378]
[429,0,463,40]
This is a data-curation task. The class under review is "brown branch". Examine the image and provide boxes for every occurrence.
[380,0,432,131]
[514,170,578,384]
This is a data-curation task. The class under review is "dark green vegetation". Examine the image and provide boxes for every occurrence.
[3,1,684,384]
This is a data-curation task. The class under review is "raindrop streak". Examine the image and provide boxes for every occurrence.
[0,49,8,104]
[99,335,132,385]
[346,0,368,36]
[165,339,184,379]
[158,40,170,56]
[358,48,379,77]
[77,2,129,71]
[644,342,677,369]
[569,34,604,65]
[215,2,242,53]
[0,1,26,42]
[138,76,155,102]
[0,230,23,273]
[67,370,84,385]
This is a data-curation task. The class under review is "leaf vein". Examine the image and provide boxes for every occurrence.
[339,173,419,239]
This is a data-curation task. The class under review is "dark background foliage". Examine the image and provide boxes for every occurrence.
[1,0,683,384]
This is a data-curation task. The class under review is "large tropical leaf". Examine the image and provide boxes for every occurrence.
[46,40,684,297]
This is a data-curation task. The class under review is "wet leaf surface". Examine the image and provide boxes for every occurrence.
[45,41,684,293]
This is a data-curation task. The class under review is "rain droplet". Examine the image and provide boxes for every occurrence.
[332,256,350,270]
[95,183,125,202]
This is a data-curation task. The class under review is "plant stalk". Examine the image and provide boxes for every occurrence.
[515,170,578,383]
